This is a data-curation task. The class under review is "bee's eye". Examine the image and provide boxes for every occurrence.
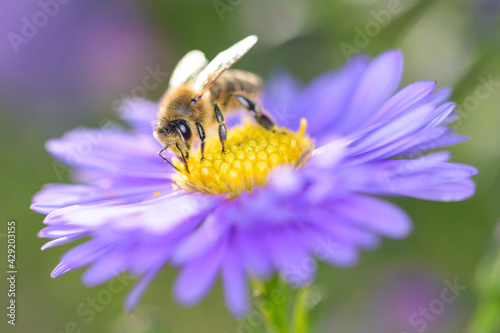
[173,120,192,142]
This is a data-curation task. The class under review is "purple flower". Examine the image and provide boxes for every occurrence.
[31,50,477,317]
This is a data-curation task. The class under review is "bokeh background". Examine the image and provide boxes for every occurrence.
[1,0,500,332]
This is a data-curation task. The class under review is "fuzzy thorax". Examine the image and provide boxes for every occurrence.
[172,119,313,196]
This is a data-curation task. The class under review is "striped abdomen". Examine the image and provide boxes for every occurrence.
[209,69,264,107]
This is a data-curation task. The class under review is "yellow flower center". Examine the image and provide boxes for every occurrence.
[172,118,313,196]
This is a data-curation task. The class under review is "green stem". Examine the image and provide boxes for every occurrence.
[466,300,500,333]
[465,236,500,333]
[248,277,318,333]
[250,277,289,333]
[290,288,309,333]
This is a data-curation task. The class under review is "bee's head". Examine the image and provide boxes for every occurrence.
[154,119,193,158]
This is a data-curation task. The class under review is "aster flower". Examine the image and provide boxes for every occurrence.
[32,50,477,317]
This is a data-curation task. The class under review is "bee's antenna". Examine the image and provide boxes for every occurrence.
[176,143,190,174]
[159,145,181,172]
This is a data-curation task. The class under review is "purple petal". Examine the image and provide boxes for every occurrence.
[270,226,314,286]
[331,195,412,239]
[366,80,436,125]
[395,179,477,201]
[52,239,114,277]
[222,245,249,317]
[377,162,478,201]
[347,103,436,158]
[118,98,157,134]
[124,259,167,312]
[428,87,452,104]
[263,70,302,128]
[173,207,231,264]
[51,262,73,279]
[426,102,456,128]
[46,127,173,179]
[41,232,89,250]
[173,239,226,306]
[82,244,133,286]
[234,229,273,279]
[38,224,89,238]
[296,55,370,137]
[43,193,216,234]
[300,226,360,267]
[309,213,381,250]
[31,182,173,214]
[333,50,404,134]
[398,131,469,156]
[129,238,177,276]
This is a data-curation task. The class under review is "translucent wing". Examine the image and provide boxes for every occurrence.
[193,35,258,97]
[168,50,208,89]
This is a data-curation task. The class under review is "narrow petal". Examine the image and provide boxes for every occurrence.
[300,226,360,267]
[263,70,302,128]
[173,239,226,306]
[31,182,173,214]
[234,229,273,279]
[124,258,168,312]
[309,213,381,250]
[118,98,157,134]
[222,243,250,317]
[46,127,173,179]
[333,50,404,134]
[298,55,370,137]
[395,179,476,201]
[428,87,452,104]
[347,104,436,158]
[82,244,133,286]
[366,80,437,125]
[41,233,89,250]
[331,195,412,239]
[173,208,231,264]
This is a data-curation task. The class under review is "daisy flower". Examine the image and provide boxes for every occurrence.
[32,50,477,317]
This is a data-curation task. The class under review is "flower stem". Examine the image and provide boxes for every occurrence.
[466,300,500,333]
[290,288,310,333]
[465,232,500,333]
[249,277,320,333]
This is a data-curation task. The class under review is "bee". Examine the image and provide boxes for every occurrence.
[153,35,276,173]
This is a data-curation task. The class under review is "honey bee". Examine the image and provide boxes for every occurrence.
[153,35,275,172]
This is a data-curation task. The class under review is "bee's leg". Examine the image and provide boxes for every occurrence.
[159,145,181,172]
[175,143,190,173]
[233,95,276,131]
[214,103,227,154]
[196,122,206,161]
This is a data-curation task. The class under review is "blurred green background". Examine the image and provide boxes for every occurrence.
[1,0,500,332]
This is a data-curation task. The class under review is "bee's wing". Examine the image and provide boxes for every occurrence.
[168,50,208,89]
[193,35,258,97]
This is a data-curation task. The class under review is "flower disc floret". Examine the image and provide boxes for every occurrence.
[173,119,312,196]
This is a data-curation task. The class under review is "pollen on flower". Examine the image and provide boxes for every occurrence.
[172,118,313,196]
